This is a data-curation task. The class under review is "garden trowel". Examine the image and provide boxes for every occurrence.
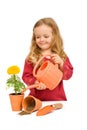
[36,103,63,116]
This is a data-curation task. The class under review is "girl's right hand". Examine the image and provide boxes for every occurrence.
[35,80,47,90]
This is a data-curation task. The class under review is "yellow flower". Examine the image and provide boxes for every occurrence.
[7,65,20,74]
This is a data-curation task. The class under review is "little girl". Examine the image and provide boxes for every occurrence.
[22,17,73,101]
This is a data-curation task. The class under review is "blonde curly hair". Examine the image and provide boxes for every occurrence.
[26,17,67,64]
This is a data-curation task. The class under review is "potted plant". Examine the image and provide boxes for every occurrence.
[6,65,26,111]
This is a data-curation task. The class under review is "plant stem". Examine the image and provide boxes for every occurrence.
[13,74,17,94]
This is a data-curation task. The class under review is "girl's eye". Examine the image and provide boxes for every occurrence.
[44,36,49,38]
[36,36,40,39]
[35,35,49,39]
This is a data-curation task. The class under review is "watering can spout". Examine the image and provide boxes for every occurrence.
[21,83,40,94]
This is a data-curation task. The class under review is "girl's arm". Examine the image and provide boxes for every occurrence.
[62,57,73,80]
[22,60,36,85]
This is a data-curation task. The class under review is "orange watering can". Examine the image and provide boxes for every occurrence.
[32,55,63,90]
[22,55,63,92]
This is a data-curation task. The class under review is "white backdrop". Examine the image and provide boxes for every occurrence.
[0,0,87,129]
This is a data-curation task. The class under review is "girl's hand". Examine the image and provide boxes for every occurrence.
[36,82,47,90]
[35,80,47,90]
[51,54,64,67]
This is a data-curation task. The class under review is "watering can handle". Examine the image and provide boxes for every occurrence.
[33,55,51,77]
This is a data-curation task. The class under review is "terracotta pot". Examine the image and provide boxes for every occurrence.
[33,55,63,90]
[9,93,24,111]
[22,96,42,113]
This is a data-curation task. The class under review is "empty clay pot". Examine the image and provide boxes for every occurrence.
[22,96,42,113]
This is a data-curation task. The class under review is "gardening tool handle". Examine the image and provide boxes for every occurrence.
[52,103,63,109]
[33,55,51,77]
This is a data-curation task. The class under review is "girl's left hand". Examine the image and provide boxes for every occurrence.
[50,54,64,67]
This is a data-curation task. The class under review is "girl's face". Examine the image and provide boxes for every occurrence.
[34,24,53,51]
